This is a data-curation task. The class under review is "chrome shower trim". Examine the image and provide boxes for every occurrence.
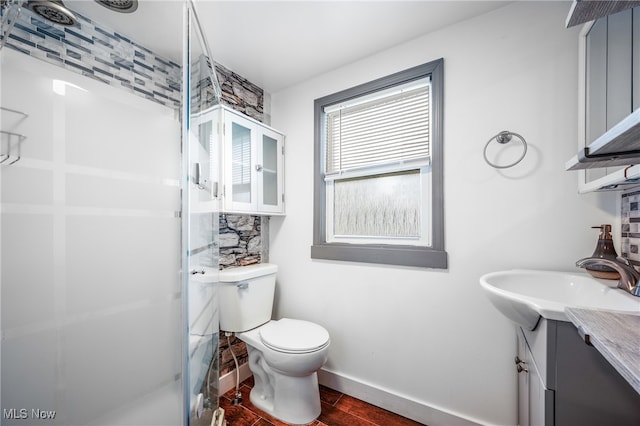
[26,0,77,26]
[94,0,138,13]
[1,0,25,50]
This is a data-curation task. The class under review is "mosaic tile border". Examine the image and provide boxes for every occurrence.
[1,3,266,122]
[1,2,182,108]
[621,188,640,263]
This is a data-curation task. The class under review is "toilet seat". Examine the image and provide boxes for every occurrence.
[259,318,330,354]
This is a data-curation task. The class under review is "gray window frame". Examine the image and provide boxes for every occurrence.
[311,58,447,269]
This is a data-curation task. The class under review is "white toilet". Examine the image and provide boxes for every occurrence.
[218,263,330,425]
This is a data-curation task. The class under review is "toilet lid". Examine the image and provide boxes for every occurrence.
[259,318,330,353]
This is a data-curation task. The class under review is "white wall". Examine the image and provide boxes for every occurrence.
[269,2,618,425]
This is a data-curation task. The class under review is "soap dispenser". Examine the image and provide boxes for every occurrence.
[585,224,620,280]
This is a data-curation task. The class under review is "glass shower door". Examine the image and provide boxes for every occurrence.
[183,2,222,425]
[1,2,185,425]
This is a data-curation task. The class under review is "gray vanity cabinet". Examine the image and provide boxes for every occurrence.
[516,319,640,426]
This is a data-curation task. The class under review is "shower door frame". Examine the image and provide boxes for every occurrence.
[182,1,221,424]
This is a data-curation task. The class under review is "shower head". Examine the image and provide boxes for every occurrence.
[94,0,138,13]
[26,0,77,26]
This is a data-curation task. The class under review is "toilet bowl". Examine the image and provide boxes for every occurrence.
[218,264,330,425]
[237,318,330,424]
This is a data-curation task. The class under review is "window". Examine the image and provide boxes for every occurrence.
[311,59,447,269]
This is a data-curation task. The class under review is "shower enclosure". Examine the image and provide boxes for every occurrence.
[0,1,220,424]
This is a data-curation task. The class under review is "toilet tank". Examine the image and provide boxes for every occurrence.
[218,263,278,332]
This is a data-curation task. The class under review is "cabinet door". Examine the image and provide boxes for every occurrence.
[257,127,284,214]
[607,9,633,129]
[634,8,640,110]
[518,329,554,426]
[528,358,550,426]
[190,109,220,213]
[224,112,257,213]
[583,11,633,182]
[517,333,530,426]
[603,9,632,177]
[585,17,607,183]
[579,8,637,189]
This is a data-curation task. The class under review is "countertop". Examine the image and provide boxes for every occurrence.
[565,308,640,395]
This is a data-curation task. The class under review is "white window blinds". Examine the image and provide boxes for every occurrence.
[324,78,431,176]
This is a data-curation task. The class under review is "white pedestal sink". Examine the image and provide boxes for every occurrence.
[479,269,640,330]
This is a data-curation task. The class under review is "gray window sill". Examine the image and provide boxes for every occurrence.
[311,243,448,269]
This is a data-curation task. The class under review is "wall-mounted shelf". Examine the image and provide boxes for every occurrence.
[572,164,640,193]
[567,109,640,170]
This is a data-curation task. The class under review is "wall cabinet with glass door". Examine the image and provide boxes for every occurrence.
[192,105,285,215]
[221,106,285,215]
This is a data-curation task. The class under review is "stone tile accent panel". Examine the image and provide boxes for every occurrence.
[215,62,264,123]
[219,214,262,268]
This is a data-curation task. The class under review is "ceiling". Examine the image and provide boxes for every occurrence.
[65,0,511,93]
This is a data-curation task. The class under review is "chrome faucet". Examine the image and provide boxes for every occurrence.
[576,257,640,297]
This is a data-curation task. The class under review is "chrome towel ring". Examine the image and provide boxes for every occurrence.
[483,130,528,169]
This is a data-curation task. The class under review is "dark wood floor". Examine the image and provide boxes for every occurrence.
[220,376,424,426]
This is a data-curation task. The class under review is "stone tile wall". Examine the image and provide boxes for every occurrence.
[220,214,261,268]
[215,62,264,123]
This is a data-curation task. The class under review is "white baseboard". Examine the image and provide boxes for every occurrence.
[219,362,252,396]
[318,368,483,426]
[219,364,485,426]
